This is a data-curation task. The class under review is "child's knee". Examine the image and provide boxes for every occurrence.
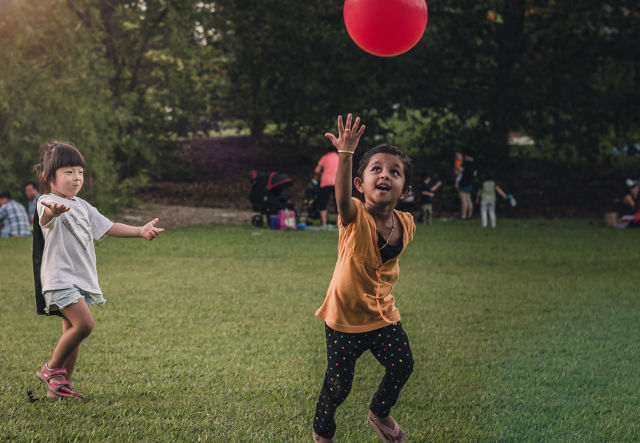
[324,375,352,403]
[76,318,94,338]
[404,357,414,378]
[393,354,414,380]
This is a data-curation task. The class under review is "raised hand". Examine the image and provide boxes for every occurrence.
[40,201,70,217]
[140,218,164,240]
[325,113,366,154]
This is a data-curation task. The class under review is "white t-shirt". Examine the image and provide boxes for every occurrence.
[37,194,114,294]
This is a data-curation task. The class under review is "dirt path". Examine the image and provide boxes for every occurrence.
[111,204,254,228]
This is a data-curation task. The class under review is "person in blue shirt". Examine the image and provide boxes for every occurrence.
[0,191,32,237]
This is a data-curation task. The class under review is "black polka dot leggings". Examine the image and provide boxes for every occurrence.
[313,322,414,439]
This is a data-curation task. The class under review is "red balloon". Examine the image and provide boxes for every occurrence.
[344,0,428,57]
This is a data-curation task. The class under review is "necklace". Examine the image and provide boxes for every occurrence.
[378,214,395,250]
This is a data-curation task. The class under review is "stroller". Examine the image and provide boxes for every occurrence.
[303,178,321,224]
[249,170,295,227]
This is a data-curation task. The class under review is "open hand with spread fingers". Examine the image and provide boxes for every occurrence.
[40,201,70,217]
[324,113,366,154]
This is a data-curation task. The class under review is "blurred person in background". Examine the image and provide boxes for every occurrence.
[25,181,41,224]
[314,145,339,228]
[0,191,32,237]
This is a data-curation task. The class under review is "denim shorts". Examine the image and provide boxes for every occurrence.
[43,287,105,314]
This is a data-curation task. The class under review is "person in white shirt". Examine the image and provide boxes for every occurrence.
[33,141,164,399]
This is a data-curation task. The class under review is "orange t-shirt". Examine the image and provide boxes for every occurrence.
[317,152,339,187]
[315,198,416,333]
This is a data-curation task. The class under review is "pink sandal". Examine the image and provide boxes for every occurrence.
[368,413,407,443]
[45,383,84,399]
[36,364,74,398]
[46,389,84,399]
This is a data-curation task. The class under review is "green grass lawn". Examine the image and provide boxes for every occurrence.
[1,219,639,441]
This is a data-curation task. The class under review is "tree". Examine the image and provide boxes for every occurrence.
[66,0,224,179]
[0,0,119,205]
[378,1,640,166]
[0,0,225,205]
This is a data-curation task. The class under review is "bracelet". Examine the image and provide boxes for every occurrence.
[337,150,354,155]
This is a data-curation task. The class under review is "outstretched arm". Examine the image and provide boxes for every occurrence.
[107,218,164,240]
[325,114,365,226]
[495,185,508,200]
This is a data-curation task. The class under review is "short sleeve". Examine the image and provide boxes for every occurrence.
[37,199,55,228]
[401,211,416,243]
[408,216,416,242]
[338,197,366,229]
[83,200,114,240]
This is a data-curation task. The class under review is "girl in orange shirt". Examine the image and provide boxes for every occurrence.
[313,114,416,443]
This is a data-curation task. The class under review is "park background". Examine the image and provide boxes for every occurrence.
[2,0,639,216]
[1,1,640,441]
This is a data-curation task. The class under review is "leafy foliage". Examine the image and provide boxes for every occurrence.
[0,0,118,205]
[0,0,221,206]
[1,0,638,204]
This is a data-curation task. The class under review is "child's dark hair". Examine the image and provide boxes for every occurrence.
[34,141,85,193]
[357,144,413,191]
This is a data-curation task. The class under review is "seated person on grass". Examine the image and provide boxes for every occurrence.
[0,191,32,237]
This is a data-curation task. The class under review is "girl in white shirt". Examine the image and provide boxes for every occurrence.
[33,141,164,398]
